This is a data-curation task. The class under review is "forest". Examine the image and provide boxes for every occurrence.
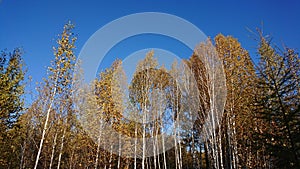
[0,22,299,169]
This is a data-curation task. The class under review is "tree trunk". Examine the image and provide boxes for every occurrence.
[117,133,121,169]
[34,85,57,169]
[134,122,137,169]
[49,131,58,169]
[57,128,66,169]
[95,121,103,169]
[108,144,113,169]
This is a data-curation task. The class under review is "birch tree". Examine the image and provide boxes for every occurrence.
[34,22,77,169]
[192,39,227,169]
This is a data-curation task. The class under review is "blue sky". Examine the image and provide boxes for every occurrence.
[0,0,299,100]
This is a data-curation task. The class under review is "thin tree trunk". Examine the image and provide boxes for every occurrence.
[34,85,57,169]
[19,138,27,169]
[142,113,146,169]
[157,132,161,169]
[173,116,178,169]
[176,82,182,169]
[218,126,224,169]
[68,148,74,169]
[95,121,103,169]
[232,115,239,169]
[173,84,179,169]
[142,78,147,169]
[104,139,107,169]
[192,130,197,169]
[152,122,157,169]
[227,113,233,169]
[162,125,167,169]
[108,144,113,169]
[134,122,137,169]
[34,68,60,169]
[49,131,58,169]
[178,120,182,169]
[117,133,121,169]
[57,128,66,169]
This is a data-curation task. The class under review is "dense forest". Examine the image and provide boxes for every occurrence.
[0,23,299,169]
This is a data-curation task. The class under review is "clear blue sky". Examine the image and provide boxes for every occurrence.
[0,0,299,100]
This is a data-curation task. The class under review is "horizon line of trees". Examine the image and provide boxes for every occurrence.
[0,22,299,169]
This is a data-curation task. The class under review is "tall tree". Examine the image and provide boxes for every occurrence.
[34,22,77,169]
[129,51,180,169]
[0,48,25,168]
[190,39,227,169]
[129,51,159,169]
[215,34,257,168]
[255,32,300,168]
[93,59,125,169]
[0,48,25,129]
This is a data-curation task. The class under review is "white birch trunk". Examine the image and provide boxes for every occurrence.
[142,112,146,169]
[34,83,58,169]
[95,121,103,169]
[117,133,121,169]
[57,128,66,169]
[108,144,113,169]
[49,131,58,169]
[134,122,137,169]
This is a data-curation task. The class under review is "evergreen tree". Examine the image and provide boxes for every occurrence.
[0,48,25,129]
[0,48,25,168]
[255,32,300,168]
